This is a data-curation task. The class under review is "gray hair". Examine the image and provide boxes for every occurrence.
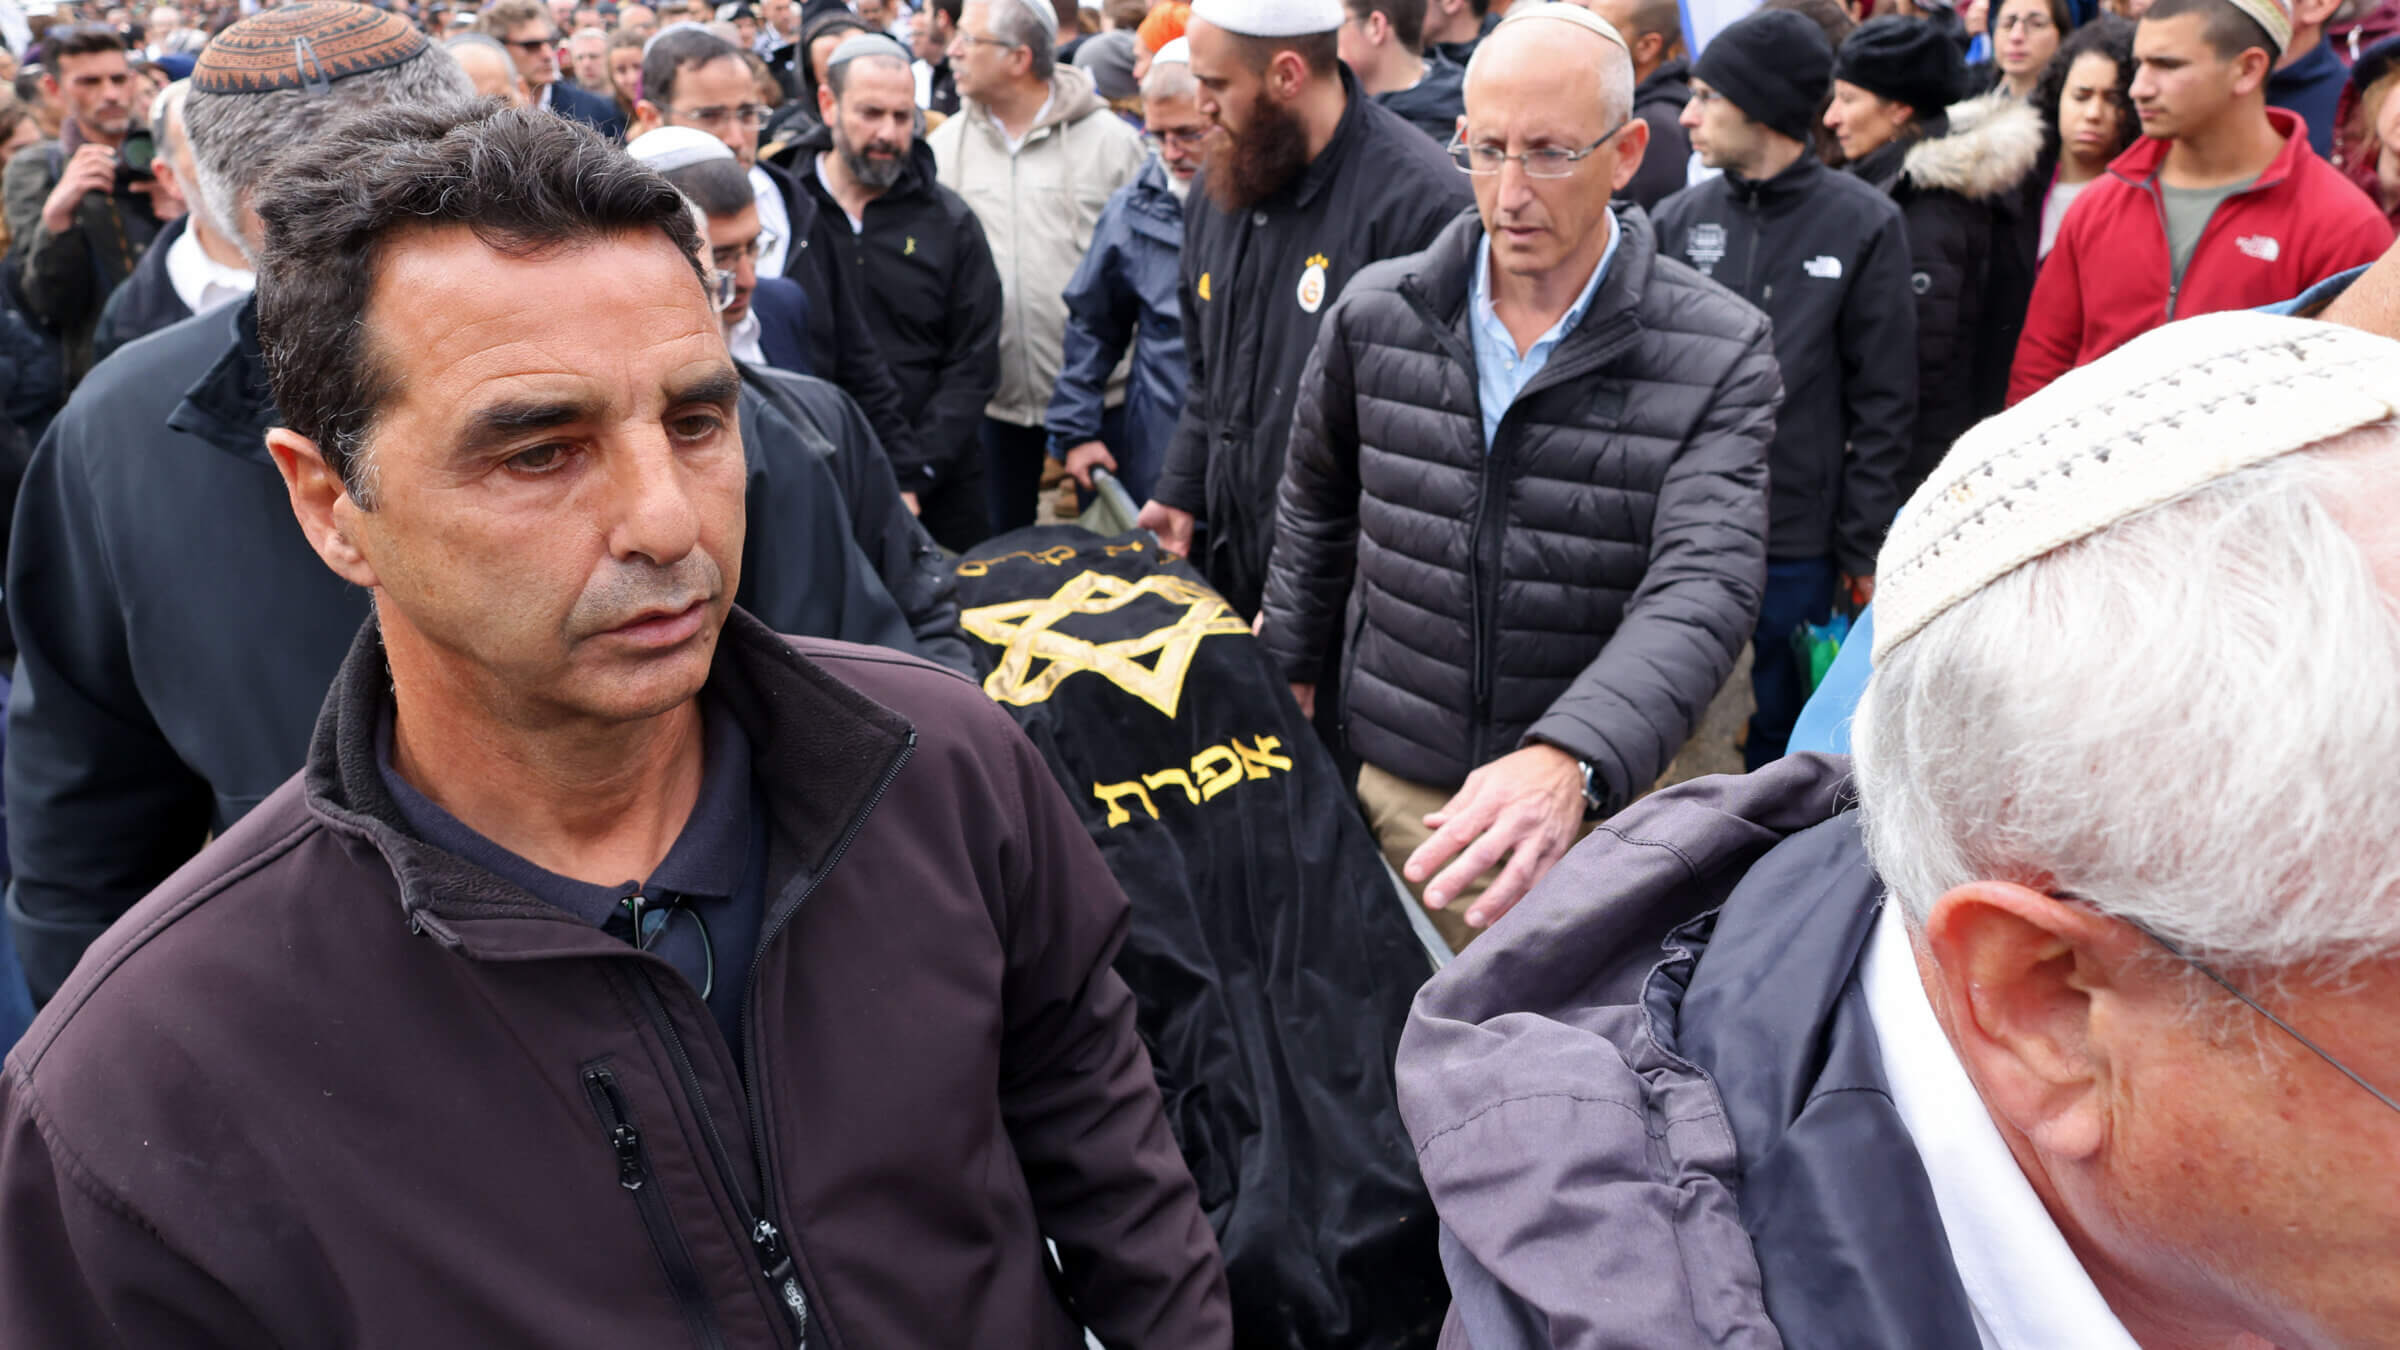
[1853,428,2400,973]
[992,0,1057,80]
[1140,53,1196,100]
[186,47,478,263]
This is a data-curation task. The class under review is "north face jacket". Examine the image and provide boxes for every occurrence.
[0,610,1233,1348]
[790,127,1004,496]
[1045,156,1189,505]
[1651,153,1916,575]
[1258,207,1776,804]
[1845,90,2044,497]
[2011,106,2394,405]
[1153,69,1472,617]
[929,65,1149,428]
[4,300,927,1004]
[1397,756,1988,1348]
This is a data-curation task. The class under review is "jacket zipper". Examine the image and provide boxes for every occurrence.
[2145,177,2181,320]
[736,733,919,1347]
[583,1062,731,1350]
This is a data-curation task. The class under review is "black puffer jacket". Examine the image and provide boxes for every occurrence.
[1258,207,1777,804]
[1846,90,2043,496]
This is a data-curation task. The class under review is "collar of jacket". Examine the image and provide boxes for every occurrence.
[1124,157,1186,236]
[1846,109,1947,194]
[1286,63,1374,211]
[1724,148,1826,207]
[301,606,917,956]
[757,157,827,246]
[1399,201,1655,392]
[2108,104,2313,195]
[165,295,279,467]
[792,121,942,203]
[1633,57,1690,109]
[1898,88,2044,200]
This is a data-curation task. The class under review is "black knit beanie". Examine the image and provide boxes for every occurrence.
[1834,15,1965,118]
[1691,10,1834,146]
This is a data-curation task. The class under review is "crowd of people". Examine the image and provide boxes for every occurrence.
[0,0,2390,1340]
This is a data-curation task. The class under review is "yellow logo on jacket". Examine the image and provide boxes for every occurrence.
[1198,271,1212,302]
[904,236,918,255]
[1297,253,1330,314]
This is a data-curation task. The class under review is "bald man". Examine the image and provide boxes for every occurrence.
[1258,3,1776,950]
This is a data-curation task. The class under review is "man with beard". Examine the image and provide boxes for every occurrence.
[1136,0,1468,620]
[635,26,928,494]
[0,24,160,384]
[930,0,1146,534]
[796,34,1003,550]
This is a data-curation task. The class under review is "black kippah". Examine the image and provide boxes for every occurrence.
[192,2,431,96]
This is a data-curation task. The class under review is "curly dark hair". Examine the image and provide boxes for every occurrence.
[2032,13,2136,167]
[254,100,706,505]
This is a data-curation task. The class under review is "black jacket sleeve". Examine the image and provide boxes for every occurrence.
[906,207,1003,490]
[5,417,216,1003]
[1148,251,1210,515]
[1523,317,1777,812]
[732,384,927,660]
[1257,294,1363,682]
[1044,207,1135,457]
[745,366,975,674]
[1833,209,1918,578]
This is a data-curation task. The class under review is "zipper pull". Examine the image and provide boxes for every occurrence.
[752,1218,811,1345]
[609,1124,644,1191]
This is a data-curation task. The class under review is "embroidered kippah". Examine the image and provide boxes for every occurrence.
[1875,312,2400,659]
[192,2,430,96]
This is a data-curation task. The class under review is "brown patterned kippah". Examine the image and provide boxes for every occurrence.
[192,2,430,96]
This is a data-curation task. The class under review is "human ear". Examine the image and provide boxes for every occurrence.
[633,99,663,135]
[1609,117,1650,192]
[265,427,380,591]
[1918,881,2145,1163]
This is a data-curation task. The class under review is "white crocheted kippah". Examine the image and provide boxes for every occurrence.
[1875,312,2400,659]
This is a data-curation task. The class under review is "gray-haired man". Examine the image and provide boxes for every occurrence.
[4,0,930,1004]
[1399,309,2400,1346]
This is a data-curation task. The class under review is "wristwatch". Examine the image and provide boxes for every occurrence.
[1576,758,1604,820]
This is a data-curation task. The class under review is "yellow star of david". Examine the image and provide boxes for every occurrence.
[961,571,1251,718]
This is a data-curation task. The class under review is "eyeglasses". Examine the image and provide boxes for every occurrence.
[1996,12,2054,31]
[500,32,560,51]
[1448,121,1632,178]
[1144,127,1209,153]
[954,31,1016,49]
[669,102,769,128]
[2060,893,2400,1117]
[620,892,716,998]
[711,225,779,271]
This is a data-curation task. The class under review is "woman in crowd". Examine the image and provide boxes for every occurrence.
[1828,15,2043,497]
[606,26,646,123]
[2336,35,2400,227]
[2031,14,2138,256]
[1970,0,2067,98]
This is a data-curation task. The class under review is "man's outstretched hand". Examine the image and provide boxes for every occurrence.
[1403,744,1587,933]
[1136,499,1194,557]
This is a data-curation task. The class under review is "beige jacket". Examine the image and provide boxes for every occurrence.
[930,65,1147,426]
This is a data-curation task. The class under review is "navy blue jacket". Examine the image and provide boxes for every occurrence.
[2268,39,2347,158]
[545,80,627,140]
[749,274,814,376]
[1044,157,1186,505]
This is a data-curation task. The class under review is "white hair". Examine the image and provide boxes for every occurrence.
[1854,426,2400,972]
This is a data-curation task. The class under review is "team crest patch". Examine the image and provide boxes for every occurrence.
[1297,254,1330,313]
[1685,222,1727,274]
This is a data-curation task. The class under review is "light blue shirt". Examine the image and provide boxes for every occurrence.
[1470,217,1619,449]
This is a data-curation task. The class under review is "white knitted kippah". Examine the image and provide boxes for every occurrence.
[1875,312,2400,660]
[2228,0,2293,54]
[626,125,737,172]
[1190,0,1342,39]
[1152,35,1189,65]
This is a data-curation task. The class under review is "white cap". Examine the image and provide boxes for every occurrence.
[1152,35,1189,65]
[1190,0,1342,38]
[626,125,738,172]
[1875,312,2400,660]
[1492,1,1626,49]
